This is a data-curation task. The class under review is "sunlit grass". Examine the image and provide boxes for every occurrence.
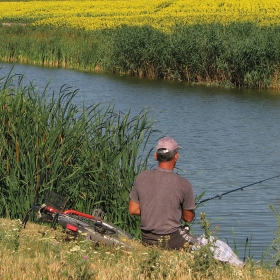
[1,218,280,279]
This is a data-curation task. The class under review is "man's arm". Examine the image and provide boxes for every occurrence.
[129,199,141,216]
[182,209,195,223]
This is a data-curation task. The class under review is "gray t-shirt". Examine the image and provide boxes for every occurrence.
[129,167,196,235]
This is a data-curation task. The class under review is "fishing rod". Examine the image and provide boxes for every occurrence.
[196,174,280,206]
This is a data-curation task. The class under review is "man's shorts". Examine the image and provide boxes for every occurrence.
[141,227,198,250]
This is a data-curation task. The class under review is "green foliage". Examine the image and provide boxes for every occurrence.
[139,248,163,278]
[265,204,280,266]
[0,219,22,252]
[0,70,155,237]
[190,213,220,279]
[1,22,280,88]
[190,244,221,280]
[107,25,168,78]
[199,212,220,238]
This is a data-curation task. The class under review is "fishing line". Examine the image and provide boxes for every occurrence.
[196,174,280,206]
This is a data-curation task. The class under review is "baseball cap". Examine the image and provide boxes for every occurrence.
[156,136,181,153]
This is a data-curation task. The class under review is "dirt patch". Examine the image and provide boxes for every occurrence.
[2,22,27,27]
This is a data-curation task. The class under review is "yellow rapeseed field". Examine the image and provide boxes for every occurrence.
[1,0,280,31]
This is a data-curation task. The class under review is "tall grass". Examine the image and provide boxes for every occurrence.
[1,22,280,89]
[0,69,155,236]
[264,205,280,266]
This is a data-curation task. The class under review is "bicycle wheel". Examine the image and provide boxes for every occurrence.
[99,220,133,239]
[65,214,132,239]
[57,214,134,249]
[84,226,134,249]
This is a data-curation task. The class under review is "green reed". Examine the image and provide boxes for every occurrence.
[1,22,280,89]
[0,70,155,236]
[264,204,280,266]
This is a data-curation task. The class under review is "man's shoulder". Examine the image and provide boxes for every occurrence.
[173,172,193,187]
[137,169,156,177]
[139,168,154,173]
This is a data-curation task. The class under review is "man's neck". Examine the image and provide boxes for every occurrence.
[158,162,174,170]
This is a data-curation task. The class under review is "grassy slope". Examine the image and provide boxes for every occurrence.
[0,218,279,280]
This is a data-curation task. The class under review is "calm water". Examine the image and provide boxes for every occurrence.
[1,62,280,261]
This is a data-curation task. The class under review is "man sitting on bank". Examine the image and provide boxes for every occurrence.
[129,136,244,267]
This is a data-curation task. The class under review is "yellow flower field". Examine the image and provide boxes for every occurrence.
[1,0,280,31]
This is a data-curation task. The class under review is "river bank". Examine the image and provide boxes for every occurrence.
[1,22,280,90]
